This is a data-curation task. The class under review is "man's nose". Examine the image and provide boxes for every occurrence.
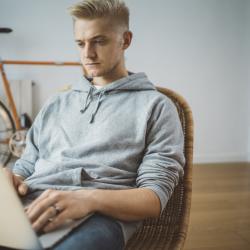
[84,44,96,59]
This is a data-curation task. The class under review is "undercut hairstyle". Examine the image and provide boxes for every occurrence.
[68,0,130,30]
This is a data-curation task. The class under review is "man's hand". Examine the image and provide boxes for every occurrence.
[25,189,94,233]
[3,168,28,196]
[25,187,161,234]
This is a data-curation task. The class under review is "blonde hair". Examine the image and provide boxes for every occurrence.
[68,0,129,29]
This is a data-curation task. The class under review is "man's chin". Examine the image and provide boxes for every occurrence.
[85,70,103,78]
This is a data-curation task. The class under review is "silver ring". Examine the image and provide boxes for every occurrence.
[48,217,54,222]
[52,204,61,215]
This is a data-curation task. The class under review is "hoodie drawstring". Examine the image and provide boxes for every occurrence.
[89,91,106,123]
[80,87,93,114]
[80,88,106,124]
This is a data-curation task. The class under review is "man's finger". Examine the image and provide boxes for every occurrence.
[43,211,68,233]
[32,206,57,232]
[26,190,52,214]
[18,183,28,196]
[26,194,57,223]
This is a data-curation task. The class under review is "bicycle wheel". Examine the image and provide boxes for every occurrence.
[0,100,15,166]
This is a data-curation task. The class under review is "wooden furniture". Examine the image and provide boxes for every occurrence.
[125,87,194,250]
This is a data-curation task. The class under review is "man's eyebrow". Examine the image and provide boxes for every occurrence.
[75,35,107,42]
[91,35,107,40]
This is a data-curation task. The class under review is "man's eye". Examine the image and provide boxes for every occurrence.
[94,40,105,45]
[77,43,84,48]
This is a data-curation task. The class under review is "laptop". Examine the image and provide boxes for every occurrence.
[0,167,91,250]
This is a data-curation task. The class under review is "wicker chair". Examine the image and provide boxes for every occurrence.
[125,87,194,250]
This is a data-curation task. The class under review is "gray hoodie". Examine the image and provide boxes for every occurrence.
[13,72,185,243]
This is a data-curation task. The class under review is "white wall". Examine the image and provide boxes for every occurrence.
[0,0,249,163]
[0,0,82,115]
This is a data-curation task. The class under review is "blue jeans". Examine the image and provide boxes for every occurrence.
[52,213,125,250]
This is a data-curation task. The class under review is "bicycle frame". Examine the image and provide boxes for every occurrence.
[0,59,81,130]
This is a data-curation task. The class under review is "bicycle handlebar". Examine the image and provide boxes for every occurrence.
[0,28,13,33]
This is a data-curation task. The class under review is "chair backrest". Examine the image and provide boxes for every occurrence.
[125,87,194,250]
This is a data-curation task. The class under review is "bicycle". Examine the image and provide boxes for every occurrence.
[0,27,81,166]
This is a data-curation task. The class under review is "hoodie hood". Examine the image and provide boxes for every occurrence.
[72,72,156,92]
[72,72,156,123]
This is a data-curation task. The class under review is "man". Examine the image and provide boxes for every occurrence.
[4,0,185,249]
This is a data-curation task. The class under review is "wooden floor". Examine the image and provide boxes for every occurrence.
[185,163,250,250]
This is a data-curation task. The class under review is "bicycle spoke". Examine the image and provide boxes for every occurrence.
[0,101,15,165]
[0,152,10,157]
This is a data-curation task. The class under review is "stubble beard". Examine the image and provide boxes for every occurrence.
[85,59,122,80]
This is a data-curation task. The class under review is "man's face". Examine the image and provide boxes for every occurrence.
[74,17,128,79]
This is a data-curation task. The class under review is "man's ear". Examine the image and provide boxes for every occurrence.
[122,31,133,50]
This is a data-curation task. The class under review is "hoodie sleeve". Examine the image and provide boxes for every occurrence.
[136,96,185,213]
[12,95,57,179]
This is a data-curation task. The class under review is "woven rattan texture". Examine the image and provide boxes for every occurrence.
[125,87,194,250]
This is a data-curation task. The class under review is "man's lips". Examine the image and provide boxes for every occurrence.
[85,63,100,66]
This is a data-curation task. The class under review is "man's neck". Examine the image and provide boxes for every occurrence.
[92,74,128,86]
[91,68,128,87]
